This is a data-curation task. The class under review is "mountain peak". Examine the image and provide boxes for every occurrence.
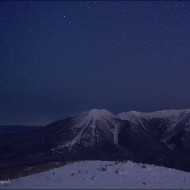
[86,109,117,121]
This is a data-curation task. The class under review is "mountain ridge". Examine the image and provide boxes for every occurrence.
[1,108,190,177]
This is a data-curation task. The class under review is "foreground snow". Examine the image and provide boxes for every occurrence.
[1,161,190,189]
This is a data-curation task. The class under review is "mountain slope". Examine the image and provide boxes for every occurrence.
[44,109,131,161]
[2,161,190,189]
[1,108,190,176]
[40,109,190,171]
[118,109,190,152]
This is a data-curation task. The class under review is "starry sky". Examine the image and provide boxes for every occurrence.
[0,1,190,125]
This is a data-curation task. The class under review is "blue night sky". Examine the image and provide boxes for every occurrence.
[0,1,190,125]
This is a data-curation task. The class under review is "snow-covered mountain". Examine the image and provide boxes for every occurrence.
[118,109,190,132]
[2,160,190,189]
[44,109,129,161]
[118,109,190,151]
[1,108,190,180]
[50,109,119,150]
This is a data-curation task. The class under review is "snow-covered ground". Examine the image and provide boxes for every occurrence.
[1,160,190,189]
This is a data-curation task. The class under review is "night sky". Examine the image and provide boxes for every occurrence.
[0,1,190,125]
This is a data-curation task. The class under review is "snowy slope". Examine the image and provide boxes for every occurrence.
[1,161,190,189]
[50,109,121,151]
